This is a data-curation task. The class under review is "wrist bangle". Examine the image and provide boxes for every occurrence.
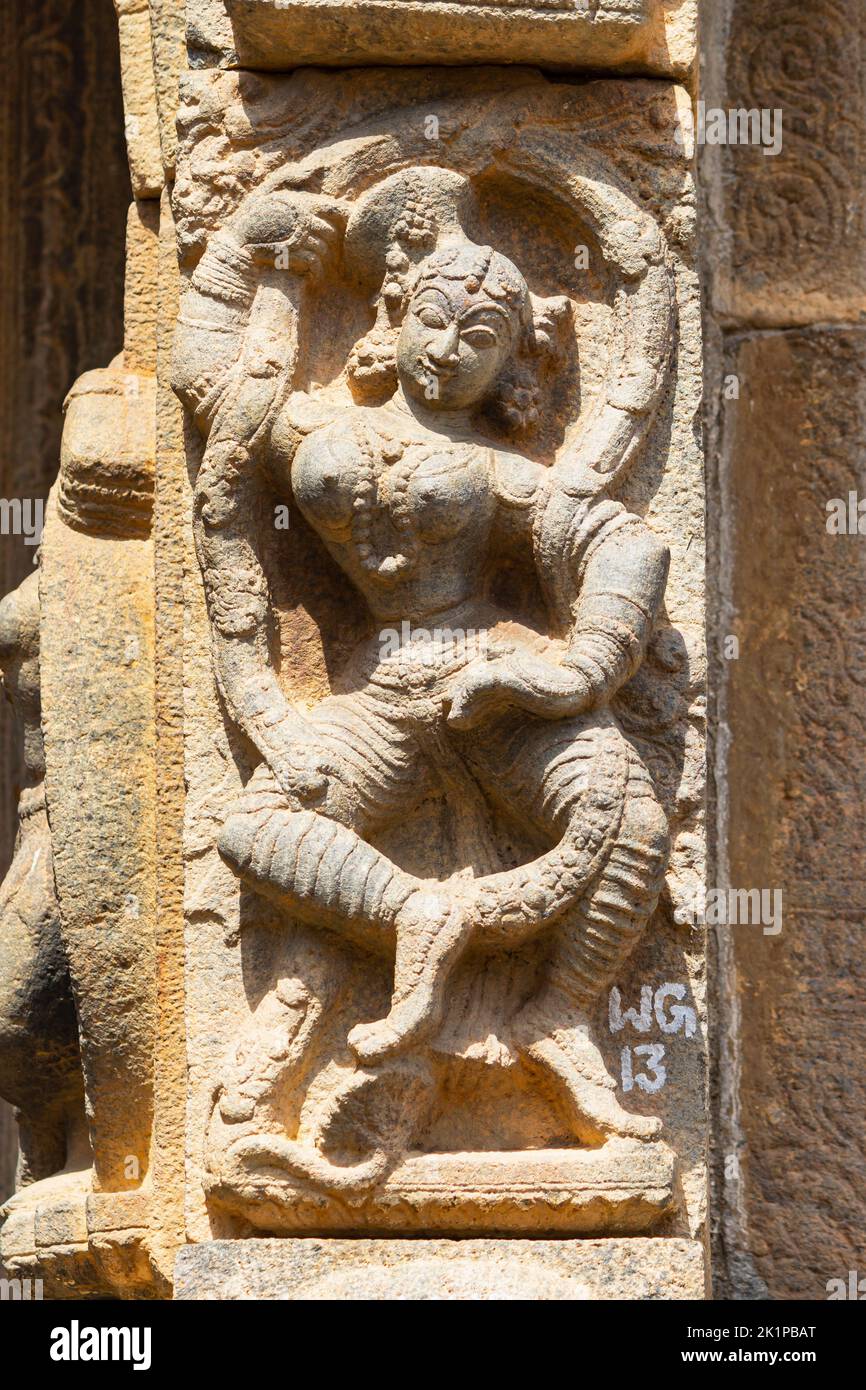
[192,233,257,305]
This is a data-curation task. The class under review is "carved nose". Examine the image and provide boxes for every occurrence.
[428,325,459,365]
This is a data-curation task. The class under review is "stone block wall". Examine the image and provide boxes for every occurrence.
[702,0,866,1300]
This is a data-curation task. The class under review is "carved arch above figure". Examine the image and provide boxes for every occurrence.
[175,78,677,489]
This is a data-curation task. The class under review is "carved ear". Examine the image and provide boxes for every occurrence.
[527,294,573,358]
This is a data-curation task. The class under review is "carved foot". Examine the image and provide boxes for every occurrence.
[515,1004,662,1146]
[348,889,473,1064]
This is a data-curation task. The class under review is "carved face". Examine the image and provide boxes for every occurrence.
[397,252,524,412]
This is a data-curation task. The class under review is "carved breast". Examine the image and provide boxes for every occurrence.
[292,422,491,555]
[397,445,487,543]
[291,429,360,532]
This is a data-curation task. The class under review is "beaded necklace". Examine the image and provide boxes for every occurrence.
[351,415,478,583]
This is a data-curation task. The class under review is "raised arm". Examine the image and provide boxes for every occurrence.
[172,192,345,797]
[173,189,345,433]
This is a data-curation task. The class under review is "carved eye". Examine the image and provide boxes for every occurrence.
[461,325,498,348]
[415,305,449,330]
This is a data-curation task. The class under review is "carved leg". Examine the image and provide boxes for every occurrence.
[218,692,432,948]
[219,788,417,949]
[348,715,631,1065]
[463,716,669,1141]
[346,888,473,1063]
[513,774,669,1143]
[221,782,477,1065]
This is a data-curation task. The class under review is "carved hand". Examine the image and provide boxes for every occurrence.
[231,191,347,274]
[267,740,334,806]
[446,650,594,730]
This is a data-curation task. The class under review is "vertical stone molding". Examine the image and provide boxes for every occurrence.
[0,0,131,1221]
[710,328,866,1299]
[702,0,866,1301]
[1,361,161,1295]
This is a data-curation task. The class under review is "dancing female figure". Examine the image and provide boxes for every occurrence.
[174,170,672,1187]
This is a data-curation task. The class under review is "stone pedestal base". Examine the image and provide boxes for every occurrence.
[174,1237,706,1300]
[207,1140,676,1236]
[0,1171,159,1299]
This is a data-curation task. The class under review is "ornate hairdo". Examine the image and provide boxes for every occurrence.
[411,243,531,326]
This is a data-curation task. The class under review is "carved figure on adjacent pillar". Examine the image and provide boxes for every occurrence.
[0,570,88,1192]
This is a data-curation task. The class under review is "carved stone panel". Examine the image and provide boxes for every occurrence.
[716,326,866,1298]
[702,0,866,327]
[171,67,706,1255]
[187,0,697,77]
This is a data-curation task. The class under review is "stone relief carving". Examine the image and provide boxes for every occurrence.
[0,0,712,1298]
[173,72,703,1235]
